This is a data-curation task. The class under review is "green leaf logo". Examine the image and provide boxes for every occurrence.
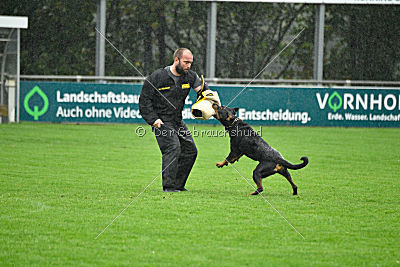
[328,91,342,112]
[24,86,49,120]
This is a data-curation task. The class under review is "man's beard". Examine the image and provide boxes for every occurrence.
[175,61,186,75]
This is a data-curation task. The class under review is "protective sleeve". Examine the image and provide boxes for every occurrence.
[196,75,210,99]
[139,77,158,125]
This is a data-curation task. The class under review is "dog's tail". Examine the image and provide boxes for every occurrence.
[277,157,308,170]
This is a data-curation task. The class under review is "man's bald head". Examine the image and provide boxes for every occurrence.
[173,48,192,61]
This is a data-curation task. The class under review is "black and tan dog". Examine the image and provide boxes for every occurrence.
[213,104,308,196]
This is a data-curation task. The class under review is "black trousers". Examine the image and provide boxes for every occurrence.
[153,121,197,190]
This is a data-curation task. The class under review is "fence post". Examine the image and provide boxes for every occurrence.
[96,0,106,78]
[313,4,325,83]
[206,1,217,79]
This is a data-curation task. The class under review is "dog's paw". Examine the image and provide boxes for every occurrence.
[249,188,263,195]
[292,187,298,195]
[216,161,227,168]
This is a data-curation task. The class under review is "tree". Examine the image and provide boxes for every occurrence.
[2,1,399,81]
[215,2,314,79]
[0,0,96,75]
[324,5,400,81]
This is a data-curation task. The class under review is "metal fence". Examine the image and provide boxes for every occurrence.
[20,75,400,88]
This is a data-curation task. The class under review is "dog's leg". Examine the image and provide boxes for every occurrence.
[229,153,243,164]
[250,162,276,195]
[278,168,298,195]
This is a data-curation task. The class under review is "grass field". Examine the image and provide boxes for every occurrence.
[1,122,399,266]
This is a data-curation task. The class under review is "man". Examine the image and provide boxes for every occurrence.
[139,48,209,192]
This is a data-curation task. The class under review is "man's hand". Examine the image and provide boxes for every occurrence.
[152,119,164,128]
[216,160,228,168]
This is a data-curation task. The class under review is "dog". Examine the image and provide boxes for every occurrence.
[212,104,308,196]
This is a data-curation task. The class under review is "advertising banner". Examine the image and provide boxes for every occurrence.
[21,81,144,123]
[20,81,400,127]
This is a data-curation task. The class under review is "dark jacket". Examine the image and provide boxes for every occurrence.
[139,67,200,125]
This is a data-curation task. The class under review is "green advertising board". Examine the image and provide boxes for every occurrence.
[20,81,400,127]
[21,81,144,123]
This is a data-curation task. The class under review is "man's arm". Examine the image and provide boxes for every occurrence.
[193,75,209,95]
[194,85,202,93]
[193,75,221,107]
[139,78,161,127]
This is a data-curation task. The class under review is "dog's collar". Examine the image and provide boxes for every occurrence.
[225,117,240,129]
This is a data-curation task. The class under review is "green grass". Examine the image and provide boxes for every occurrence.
[1,122,399,266]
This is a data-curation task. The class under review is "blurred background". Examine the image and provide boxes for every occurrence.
[1,0,400,81]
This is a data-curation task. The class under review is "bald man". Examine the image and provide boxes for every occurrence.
[139,48,210,192]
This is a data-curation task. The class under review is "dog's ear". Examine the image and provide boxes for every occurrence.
[233,107,239,115]
[212,103,220,120]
